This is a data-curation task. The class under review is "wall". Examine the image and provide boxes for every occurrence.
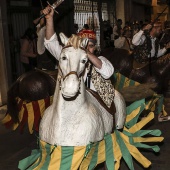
[116,0,125,26]
[0,0,11,105]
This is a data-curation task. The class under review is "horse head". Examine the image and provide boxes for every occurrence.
[58,33,89,98]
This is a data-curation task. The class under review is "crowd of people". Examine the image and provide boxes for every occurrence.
[103,18,170,56]
[20,14,170,73]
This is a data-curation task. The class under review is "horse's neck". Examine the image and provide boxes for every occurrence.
[52,77,87,113]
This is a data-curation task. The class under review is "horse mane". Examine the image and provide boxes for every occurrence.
[157,53,170,64]
[66,34,84,49]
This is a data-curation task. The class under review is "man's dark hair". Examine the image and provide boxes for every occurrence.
[117,19,122,23]
[83,24,89,30]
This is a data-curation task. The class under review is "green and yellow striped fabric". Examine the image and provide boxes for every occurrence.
[113,72,167,116]
[18,98,164,170]
[113,72,140,91]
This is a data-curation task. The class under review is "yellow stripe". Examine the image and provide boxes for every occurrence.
[71,146,87,170]
[133,137,164,143]
[48,146,62,169]
[1,114,12,124]
[124,76,131,87]
[50,96,53,105]
[30,158,40,169]
[145,98,159,110]
[34,141,48,170]
[38,99,46,117]
[162,105,168,116]
[150,105,155,111]
[128,112,154,134]
[96,140,105,165]
[114,73,140,89]
[26,103,34,134]
[12,106,25,130]
[111,133,122,170]
[126,106,141,123]
[120,133,151,168]
[79,144,97,170]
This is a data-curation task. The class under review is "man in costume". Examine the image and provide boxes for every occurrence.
[132,21,170,122]
[132,21,170,63]
[42,6,115,108]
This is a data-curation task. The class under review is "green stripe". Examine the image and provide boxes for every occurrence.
[115,130,134,170]
[126,99,145,129]
[130,79,137,86]
[18,149,40,170]
[60,146,74,170]
[28,143,44,169]
[155,95,164,114]
[126,99,145,115]
[40,143,51,169]
[113,73,139,90]
[88,143,99,170]
[118,74,126,90]
[133,129,162,137]
[134,143,160,152]
[105,135,115,170]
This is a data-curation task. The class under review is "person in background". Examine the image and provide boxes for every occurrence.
[103,20,113,48]
[20,28,38,72]
[83,24,89,30]
[132,21,170,64]
[112,19,122,40]
[132,21,170,122]
[159,21,170,54]
[114,27,133,51]
[73,23,79,34]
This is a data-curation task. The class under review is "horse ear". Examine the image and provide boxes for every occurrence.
[80,38,89,48]
[59,32,69,46]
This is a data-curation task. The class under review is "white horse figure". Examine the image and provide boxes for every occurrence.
[39,33,126,146]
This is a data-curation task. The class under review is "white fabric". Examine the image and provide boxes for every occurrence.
[132,30,167,58]
[112,25,119,40]
[114,37,126,48]
[44,33,114,91]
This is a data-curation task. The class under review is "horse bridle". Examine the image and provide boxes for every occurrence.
[58,45,87,84]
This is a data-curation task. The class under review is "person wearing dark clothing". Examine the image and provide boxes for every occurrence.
[112,19,122,40]
[132,21,170,64]
[20,28,38,72]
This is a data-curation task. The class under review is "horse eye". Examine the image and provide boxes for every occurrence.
[62,56,67,60]
[81,59,87,64]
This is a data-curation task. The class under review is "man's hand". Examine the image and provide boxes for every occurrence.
[42,6,54,20]
[143,24,152,31]
[86,50,102,69]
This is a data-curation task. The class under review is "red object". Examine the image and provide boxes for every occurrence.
[77,29,96,40]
